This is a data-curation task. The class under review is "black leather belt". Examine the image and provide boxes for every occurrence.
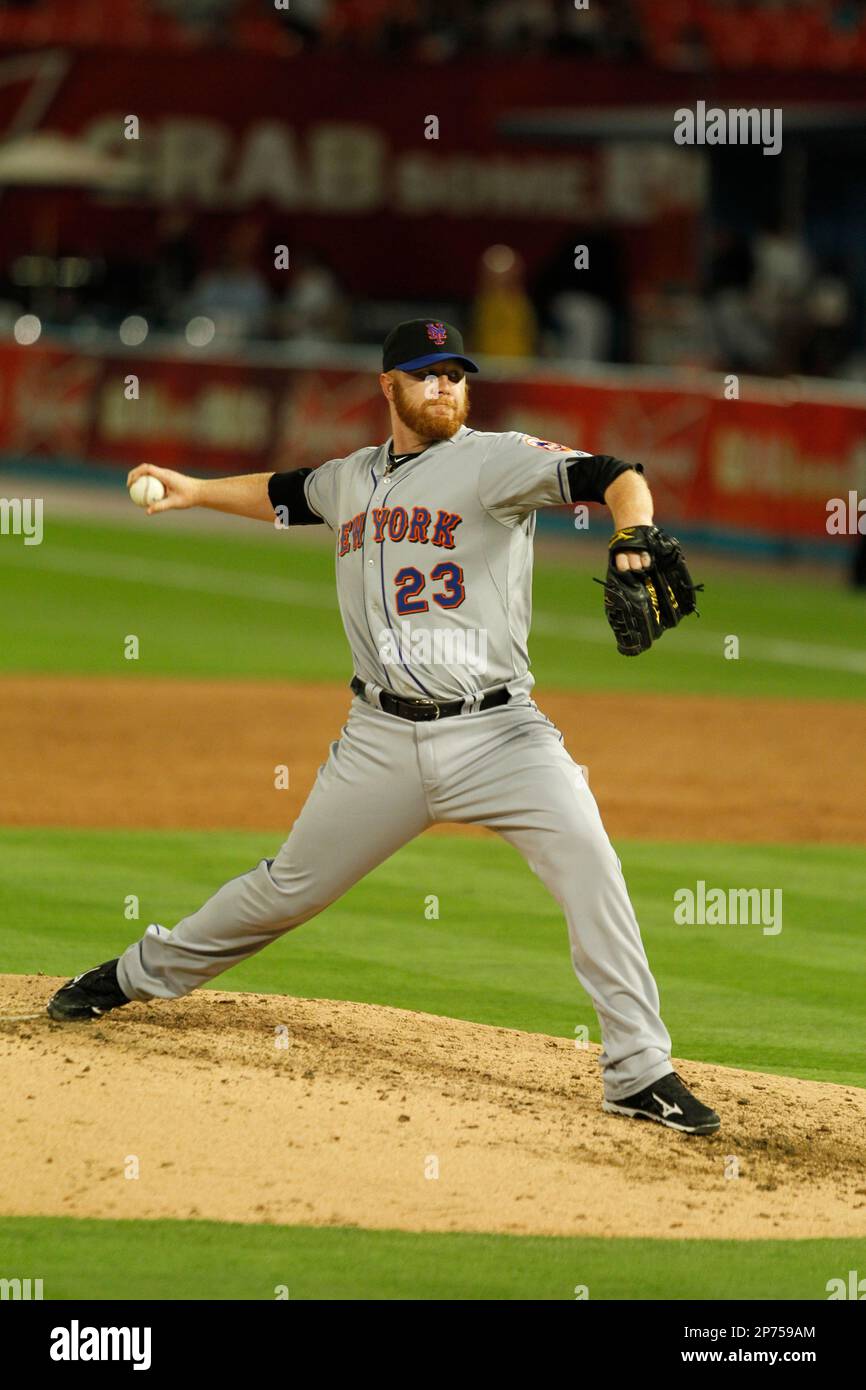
[350,675,510,722]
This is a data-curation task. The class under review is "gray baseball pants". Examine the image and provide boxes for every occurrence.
[117,693,673,1101]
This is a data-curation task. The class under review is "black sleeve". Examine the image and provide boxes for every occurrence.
[267,468,325,526]
[566,456,644,505]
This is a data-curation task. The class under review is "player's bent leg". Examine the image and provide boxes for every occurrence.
[433,702,673,1102]
[116,700,432,1002]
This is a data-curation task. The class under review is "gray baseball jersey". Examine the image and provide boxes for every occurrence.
[302,423,588,702]
[116,421,675,1104]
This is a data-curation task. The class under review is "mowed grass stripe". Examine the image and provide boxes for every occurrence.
[4,548,866,676]
[2,828,864,1088]
[1,1216,862,1300]
[1,515,866,694]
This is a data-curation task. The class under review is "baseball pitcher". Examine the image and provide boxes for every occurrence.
[47,319,719,1136]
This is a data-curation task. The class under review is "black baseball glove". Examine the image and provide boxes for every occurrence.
[596,525,703,656]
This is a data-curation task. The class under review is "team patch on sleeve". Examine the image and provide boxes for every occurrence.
[520,434,575,452]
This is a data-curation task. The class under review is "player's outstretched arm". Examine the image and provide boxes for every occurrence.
[603,469,655,572]
[126,464,276,522]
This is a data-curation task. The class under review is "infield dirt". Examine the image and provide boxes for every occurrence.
[3,675,866,843]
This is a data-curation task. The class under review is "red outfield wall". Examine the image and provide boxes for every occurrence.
[2,340,863,546]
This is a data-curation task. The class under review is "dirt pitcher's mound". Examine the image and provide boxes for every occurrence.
[1,975,865,1241]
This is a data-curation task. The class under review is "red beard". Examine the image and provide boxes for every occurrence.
[391,378,471,441]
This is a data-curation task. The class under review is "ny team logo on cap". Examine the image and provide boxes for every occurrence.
[382,318,478,373]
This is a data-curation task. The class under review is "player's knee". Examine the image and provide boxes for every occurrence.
[260,858,328,922]
[535,821,618,887]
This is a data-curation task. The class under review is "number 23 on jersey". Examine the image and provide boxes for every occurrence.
[394,563,465,612]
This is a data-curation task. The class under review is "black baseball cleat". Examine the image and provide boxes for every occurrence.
[603,1070,721,1135]
[46,959,130,1022]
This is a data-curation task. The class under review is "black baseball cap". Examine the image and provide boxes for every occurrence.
[382,319,479,374]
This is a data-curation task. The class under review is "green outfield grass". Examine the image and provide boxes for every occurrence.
[1,1215,862,1299]
[2,828,863,1088]
[1,516,865,698]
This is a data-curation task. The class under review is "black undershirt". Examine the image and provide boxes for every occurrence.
[385,446,427,473]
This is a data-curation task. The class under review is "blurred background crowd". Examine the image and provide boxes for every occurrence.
[1,0,865,575]
[0,0,861,380]
[4,0,866,65]
[6,207,862,383]
[1,0,865,381]
[3,205,863,384]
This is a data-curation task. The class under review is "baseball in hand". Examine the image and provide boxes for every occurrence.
[129,475,166,508]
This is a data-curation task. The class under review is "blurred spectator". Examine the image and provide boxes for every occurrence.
[412,0,475,62]
[331,0,411,50]
[705,227,754,297]
[277,247,348,343]
[545,292,613,362]
[636,284,716,368]
[751,223,813,311]
[698,221,856,378]
[749,220,813,373]
[558,0,613,56]
[703,226,774,372]
[470,244,537,358]
[707,286,775,372]
[799,274,856,377]
[154,0,236,41]
[272,0,330,47]
[481,0,557,54]
[593,0,644,60]
[148,208,200,327]
[533,227,628,362]
[186,219,270,339]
